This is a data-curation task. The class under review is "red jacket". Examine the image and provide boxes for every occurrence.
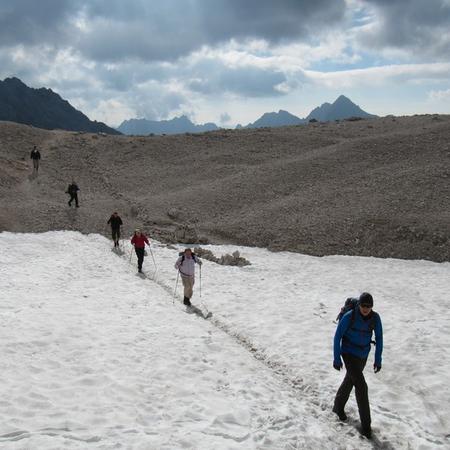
[131,234,149,248]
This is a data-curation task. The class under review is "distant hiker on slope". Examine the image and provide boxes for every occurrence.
[66,181,80,207]
[131,229,150,273]
[30,146,41,172]
[107,212,123,247]
[174,248,202,306]
[332,292,383,440]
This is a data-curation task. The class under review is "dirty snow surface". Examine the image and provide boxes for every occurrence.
[1,231,449,449]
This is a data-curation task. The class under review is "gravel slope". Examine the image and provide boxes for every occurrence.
[0,114,449,261]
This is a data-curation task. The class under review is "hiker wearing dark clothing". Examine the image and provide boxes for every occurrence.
[333,292,383,439]
[131,229,150,273]
[107,212,123,247]
[66,181,80,207]
[30,146,41,171]
[174,248,202,306]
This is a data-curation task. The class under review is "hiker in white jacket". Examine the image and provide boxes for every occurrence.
[175,248,202,306]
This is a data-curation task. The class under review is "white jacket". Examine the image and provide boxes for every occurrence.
[175,255,201,277]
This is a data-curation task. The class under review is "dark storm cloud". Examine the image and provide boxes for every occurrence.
[65,0,347,62]
[0,0,80,48]
[77,20,204,62]
[359,0,450,58]
[2,1,449,61]
[198,0,346,43]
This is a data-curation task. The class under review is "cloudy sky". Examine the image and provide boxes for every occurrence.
[1,0,450,127]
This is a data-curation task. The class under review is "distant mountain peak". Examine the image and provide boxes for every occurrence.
[0,77,120,134]
[245,109,304,128]
[305,95,376,122]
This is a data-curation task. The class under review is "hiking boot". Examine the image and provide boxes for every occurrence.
[183,297,192,306]
[332,406,347,422]
[360,426,372,439]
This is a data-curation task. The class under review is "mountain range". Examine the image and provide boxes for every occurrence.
[120,95,376,135]
[0,77,120,135]
[0,77,376,136]
[117,115,219,135]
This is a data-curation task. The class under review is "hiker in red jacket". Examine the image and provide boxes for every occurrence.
[131,229,150,273]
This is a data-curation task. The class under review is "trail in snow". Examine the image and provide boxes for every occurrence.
[1,231,449,449]
[124,236,450,449]
[0,231,367,449]
[121,242,397,450]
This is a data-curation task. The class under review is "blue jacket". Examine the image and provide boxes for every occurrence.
[334,308,383,367]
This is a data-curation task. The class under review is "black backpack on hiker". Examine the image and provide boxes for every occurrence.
[336,297,378,344]
[178,251,198,265]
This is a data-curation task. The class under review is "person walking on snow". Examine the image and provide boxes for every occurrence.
[107,212,123,247]
[30,146,41,172]
[66,181,80,207]
[332,292,383,440]
[174,248,202,306]
[131,229,150,273]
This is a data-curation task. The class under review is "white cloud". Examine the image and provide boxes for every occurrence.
[75,98,135,128]
[428,88,450,102]
[305,63,450,89]
[219,112,232,125]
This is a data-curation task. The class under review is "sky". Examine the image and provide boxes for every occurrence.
[1,0,450,128]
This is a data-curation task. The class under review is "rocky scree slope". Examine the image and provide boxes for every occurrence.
[0,115,448,262]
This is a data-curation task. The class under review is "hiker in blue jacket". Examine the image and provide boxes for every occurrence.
[332,292,383,439]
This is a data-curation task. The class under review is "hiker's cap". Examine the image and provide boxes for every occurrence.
[359,292,373,307]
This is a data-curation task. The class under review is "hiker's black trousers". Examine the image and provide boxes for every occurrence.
[68,193,79,207]
[334,353,371,429]
[111,228,121,243]
[135,247,145,271]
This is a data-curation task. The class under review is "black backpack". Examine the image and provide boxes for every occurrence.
[179,252,198,264]
[336,297,377,344]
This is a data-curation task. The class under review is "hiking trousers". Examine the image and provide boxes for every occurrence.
[135,247,145,271]
[32,159,39,171]
[334,353,371,429]
[68,193,79,207]
[180,274,195,299]
[111,228,121,243]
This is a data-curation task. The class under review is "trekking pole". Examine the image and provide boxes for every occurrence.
[119,227,125,251]
[149,246,157,269]
[129,244,134,263]
[198,264,210,316]
[199,264,202,298]
[173,271,179,304]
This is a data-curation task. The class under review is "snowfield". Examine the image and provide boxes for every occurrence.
[0,231,449,449]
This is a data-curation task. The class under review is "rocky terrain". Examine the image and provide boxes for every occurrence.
[0,115,449,262]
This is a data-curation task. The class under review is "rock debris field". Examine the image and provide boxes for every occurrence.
[0,114,449,261]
